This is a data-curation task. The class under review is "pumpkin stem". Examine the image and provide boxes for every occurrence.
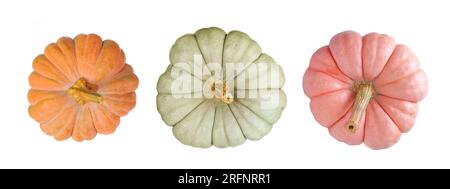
[67,78,102,105]
[345,83,374,133]
[211,80,234,104]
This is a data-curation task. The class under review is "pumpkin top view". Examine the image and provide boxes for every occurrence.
[303,31,428,149]
[28,34,138,141]
[157,27,286,148]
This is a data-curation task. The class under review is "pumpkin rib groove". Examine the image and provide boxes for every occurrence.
[28,90,67,105]
[103,49,126,80]
[229,103,272,140]
[86,105,97,137]
[99,104,120,129]
[375,70,427,102]
[33,55,71,84]
[99,104,120,128]
[226,104,246,139]
[99,64,136,85]
[234,86,283,90]
[178,101,213,146]
[31,89,67,92]
[229,105,248,138]
[233,41,261,79]
[39,100,75,125]
[116,50,127,75]
[330,97,355,128]
[193,102,214,147]
[234,87,282,91]
[73,34,85,75]
[41,102,75,124]
[83,107,97,140]
[51,108,77,138]
[211,106,217,146]
[53,106,79,141]
[171,100,208,126]
[375,96,418,133]
[169,65,206,82]
[366,45,397,81]
[220,33,228,73]
[169,34,210,81]
[56,37,79,79]
[98,105,119,125]
[232,53,278,84]
[362,102,401,148]
[28,73,65,92]
[97,74,139,95]
[219,106,232,147]
[157,87,204,95]
[156,64,201,95]
[376,93,416,104]
[93,40,123,83]
[82,40,104,82]
[374,99,403,133]
[309,90,355,127]
[44,43,77,82]
[235,100,272,125]
[75,34,104,82]
[308,46,353,84]
[102,92,136,103]
[87,106,104,133]
[237,89,285,124]
[171,63,205,82]
[327,45,356,81]
[42,103,78,138]
[156,94,204,125]
[103,101,135,117]
[193,34,214,76]
[73,106,87,141]
[156,91,202,95]
[308,87,350,99]
[329,102,353,129]
[307,68,352,85]
[72,37,80,79]
[212,106,227,147]
[89,41,105,80]
[231,53,264,81]
[92,40,110,82]
[375,69,421,87]
[30,71,66,86]
[371,44,402,82]
[87,105,98,134]
[89,104,116,134]
[110,73,138,83]
[222,105,245,147]
[210,106,219,146]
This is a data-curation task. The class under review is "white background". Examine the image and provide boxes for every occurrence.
[0,0,448,168]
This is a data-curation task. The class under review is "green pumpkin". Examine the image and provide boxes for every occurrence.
[157,27,286,148]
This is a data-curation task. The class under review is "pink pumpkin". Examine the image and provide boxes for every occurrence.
[303,31,428,150]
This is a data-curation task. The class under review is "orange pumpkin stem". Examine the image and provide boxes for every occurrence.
[345,83,374,133]
[211,80,234,104]
[67,78,102,105]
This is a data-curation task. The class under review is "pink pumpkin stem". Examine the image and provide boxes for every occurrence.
[345,83,374,133]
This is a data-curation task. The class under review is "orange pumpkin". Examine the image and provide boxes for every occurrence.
[28,34,138,141]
